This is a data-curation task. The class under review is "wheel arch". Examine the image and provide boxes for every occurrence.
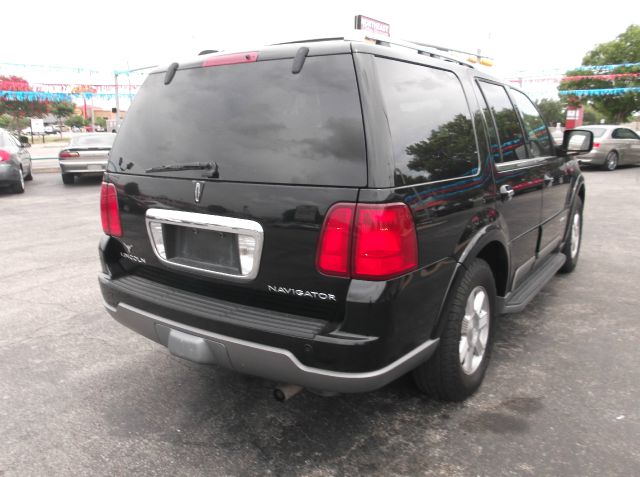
[431,227,510,339]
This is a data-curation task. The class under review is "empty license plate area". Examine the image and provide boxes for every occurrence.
[164,224,240,275]
[145,208,264,281]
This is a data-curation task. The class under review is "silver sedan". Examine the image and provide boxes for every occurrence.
[576,125,640,171]
[0,128,33,194]
[58,133,116,185]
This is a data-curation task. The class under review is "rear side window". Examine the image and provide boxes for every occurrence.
[375,58,479,185]
[109,55,366,186]
[477,81,526,162]
[510,89,553,157]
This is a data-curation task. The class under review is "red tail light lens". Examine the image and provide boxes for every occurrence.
[317,202,418,280]
[593,142,600,149]
[59,151,79,158]
[353,204,418,280]
[0,149,10,161]
[202,52,258,68]
[316,204,355,277]
[100,182,122,237]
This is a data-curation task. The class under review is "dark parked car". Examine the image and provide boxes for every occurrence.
[59,133,116,184]
[98,35,591,401]
[0,129,33,194]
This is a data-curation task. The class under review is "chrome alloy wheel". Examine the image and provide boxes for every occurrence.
[570,212,581,259]
[460,286,490,375]
[605,152,618,171]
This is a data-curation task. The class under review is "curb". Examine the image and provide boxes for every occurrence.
[34,168,61,174]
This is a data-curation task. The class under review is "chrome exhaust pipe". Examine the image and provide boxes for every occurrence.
[273,384,304,402]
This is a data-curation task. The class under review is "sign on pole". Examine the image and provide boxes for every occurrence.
[354,15,390,37]
[30,118,45,134]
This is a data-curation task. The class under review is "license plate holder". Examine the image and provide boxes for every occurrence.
[164,224,241,275]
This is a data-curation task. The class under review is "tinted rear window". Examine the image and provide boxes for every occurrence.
[109,55,366,186]
[375,58,479,185]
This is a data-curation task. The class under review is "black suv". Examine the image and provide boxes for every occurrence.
[98,35,592,401]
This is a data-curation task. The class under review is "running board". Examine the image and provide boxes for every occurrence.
[498,253,566,314]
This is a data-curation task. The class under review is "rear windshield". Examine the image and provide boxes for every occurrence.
[109,55,366,186]
[580,127,606,138]
[70,134,116,148]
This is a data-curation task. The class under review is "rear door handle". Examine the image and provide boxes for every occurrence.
[499,184,515,201]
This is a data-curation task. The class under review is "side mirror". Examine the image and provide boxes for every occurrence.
[560,129,593,155]
[19,136,31,148]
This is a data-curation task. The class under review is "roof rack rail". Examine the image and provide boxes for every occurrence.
[345,31,477,68]
[272,37,345,46]
[269,33,490,69]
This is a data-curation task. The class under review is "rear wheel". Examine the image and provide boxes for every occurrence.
[62,173,75,185]
[602,151,618,171]
[12,168,25,194]
[413,258,496,401]
[559,196,583,273]
[24,164,33,181]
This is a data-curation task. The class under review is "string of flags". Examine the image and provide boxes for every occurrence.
[561,73,640,82]
[0,81,141,92]
[0,90,134,101]
[573,62,640,72]
[558,87,640,97]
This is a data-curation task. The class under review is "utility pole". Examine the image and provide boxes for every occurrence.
[114,72,121,131]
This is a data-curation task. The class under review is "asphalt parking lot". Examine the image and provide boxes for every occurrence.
[1,168,639,476]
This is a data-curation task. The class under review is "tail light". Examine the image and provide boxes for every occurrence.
[59,150,80,158]
[317,204,354,277]
[593,142,600,149]
[100,182,122,237]
[0,149,10,161]
[317,203,418,280]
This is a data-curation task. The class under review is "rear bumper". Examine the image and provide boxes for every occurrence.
[102,298,438,393]
[59,159,107,174]
[576,150,606,165]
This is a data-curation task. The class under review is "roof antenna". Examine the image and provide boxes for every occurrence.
[291,47,309,74]
[164,62,179,85]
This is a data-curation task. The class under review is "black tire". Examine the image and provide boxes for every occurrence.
[559,196,583,273]
[62,173,75,185]
[601,151,618,171]
[413,258,496,401]
[13,169,25,194]
[24,164,33,181]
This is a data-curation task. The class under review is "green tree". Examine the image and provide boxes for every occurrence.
[535,98,565,126]
[0,76,50,130]
[95,116,107,129]
[51,101,76,135]
[0,114,11,129]
[65,114,86,128]
[582,104,606,125]
[559,25,640,123]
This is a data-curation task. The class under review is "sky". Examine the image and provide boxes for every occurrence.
[1,0,638,109]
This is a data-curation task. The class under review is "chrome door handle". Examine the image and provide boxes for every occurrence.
[499,184,515,201]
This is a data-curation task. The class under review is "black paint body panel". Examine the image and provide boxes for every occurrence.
[98,41,584,376]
